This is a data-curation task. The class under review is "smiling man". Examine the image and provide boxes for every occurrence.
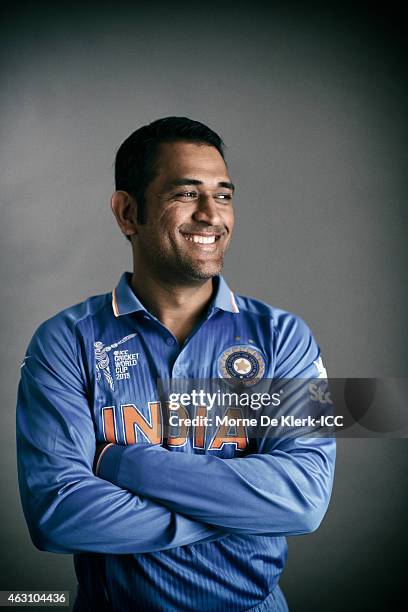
[111,136,235,344]
[17,117,336,611]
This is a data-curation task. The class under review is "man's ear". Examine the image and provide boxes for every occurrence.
[111,191,138,237]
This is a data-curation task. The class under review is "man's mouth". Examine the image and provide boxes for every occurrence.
[180,232,222,245]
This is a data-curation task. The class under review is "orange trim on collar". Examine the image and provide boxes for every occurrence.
[112,288,120,317]
[230,291,239,313]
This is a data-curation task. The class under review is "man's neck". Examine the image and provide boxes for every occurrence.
[130,271,215,344]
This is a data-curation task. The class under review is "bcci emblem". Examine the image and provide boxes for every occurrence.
[218,345,266,386]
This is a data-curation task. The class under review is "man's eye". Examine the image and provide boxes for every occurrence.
[176,192,197,199]
[215,193,232,202]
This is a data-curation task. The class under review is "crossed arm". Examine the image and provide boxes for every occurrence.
[17,329,229,555]
[17,318,335,555]
[96,435,335,536]
[93,322,335,538]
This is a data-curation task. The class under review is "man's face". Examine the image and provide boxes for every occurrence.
[133,141,235,283]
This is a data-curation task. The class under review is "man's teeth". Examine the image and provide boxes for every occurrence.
[183,234,216,244]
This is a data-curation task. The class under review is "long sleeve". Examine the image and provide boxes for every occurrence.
[97,435,334,536]
[16,319,227,555]
[97,314,336,536]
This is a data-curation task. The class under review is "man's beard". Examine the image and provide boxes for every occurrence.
[150,243,225,285]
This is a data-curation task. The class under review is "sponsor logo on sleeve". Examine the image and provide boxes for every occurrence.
[313,356,328,379]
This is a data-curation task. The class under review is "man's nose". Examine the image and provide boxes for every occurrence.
[192,194,222,225]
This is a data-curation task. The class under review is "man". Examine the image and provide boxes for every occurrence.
[17,117,335,611]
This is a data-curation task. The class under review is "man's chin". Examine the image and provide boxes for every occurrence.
[178,259,224,283]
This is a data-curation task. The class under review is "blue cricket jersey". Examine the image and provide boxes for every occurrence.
[16,273,335,611]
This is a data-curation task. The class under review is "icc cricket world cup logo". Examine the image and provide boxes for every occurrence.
[94,333,138,392]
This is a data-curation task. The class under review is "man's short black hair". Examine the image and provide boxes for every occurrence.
[114,116,226,234]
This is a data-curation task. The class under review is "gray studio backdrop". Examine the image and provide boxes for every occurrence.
[1,4,406,611]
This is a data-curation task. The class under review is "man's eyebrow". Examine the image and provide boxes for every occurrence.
[169,178,235,192]
[219,181,235,192]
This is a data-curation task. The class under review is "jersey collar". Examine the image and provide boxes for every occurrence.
[211,275,240,314]
[112,272,239,318]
